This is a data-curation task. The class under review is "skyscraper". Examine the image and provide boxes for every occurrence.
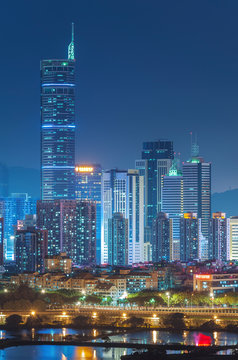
[41,24,76,200]
[0,193,36,261]
[101,169,127,264]
[126,170,144,265]
[208,212,230,261]
[162,160,183,260]
[136,140,174,235]
[180,212,201,261]
[75,164,102,263]
[101,169,144,265]
[182,143,211,260]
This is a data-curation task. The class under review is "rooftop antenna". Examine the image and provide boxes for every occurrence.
[68,22,75,60]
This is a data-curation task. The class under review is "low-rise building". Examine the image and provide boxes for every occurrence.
[193,273,238,294]
[44,252,72,274]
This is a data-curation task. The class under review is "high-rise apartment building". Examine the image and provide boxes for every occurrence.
[126,170,144,265]
[101,169,144,265]
[37,199,96,265]
[152,212,172,262]
[108,213,128,266]
[182,146,211,260]
[230,217,238,260]
[41,25,76,200]
[180,212,201,261]
[208,212,230,261]
[75,164,101,263]
[162,161,183,260]
[15,228,48,273]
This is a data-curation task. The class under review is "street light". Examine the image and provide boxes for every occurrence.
[210,292,214,308]
[31,311,35,316]
[166,292,170,307]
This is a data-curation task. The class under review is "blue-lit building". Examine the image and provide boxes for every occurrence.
[41,24,76,200]
[75,164,102,264]
[0,194,36,261]
[182,146,211,260]
[136,140,174,231]
[0,218,3,266]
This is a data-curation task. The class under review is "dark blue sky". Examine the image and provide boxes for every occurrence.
[1,0,238,193]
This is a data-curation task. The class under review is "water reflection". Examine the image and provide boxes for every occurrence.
[0,329,238,359]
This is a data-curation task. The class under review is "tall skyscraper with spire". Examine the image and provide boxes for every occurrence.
[40,24,76,200]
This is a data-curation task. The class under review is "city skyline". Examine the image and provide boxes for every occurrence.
[1,1,238,193]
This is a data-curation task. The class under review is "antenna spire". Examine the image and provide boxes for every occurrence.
[68,22,75,60]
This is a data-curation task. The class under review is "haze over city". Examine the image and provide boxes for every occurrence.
[1,0,238,193]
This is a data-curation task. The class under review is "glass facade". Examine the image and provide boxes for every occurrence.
[162,169,183,261]
[138,141,174,229]
[0,194,36,261]
[40,59,76,200]
[183,158,211,260]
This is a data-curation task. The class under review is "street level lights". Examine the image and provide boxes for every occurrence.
[166,292,170,307]
[210,292,214,308]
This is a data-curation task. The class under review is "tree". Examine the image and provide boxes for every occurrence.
[124,316,144,328]
[165,313,185,330]
[5,314,22,329]
[72,315,90,328]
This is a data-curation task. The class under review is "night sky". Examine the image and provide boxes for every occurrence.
[1,0,238,193]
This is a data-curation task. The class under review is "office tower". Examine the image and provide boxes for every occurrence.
[37,199,96,265]
[126,170,144,265]
[75,164,102,264]
[162,160,183,260]
[208,212,230,261]
[0,194,36,261]
[41,24,76,200]
[108,213,128,266]
[152,212,172,262]
[136,140,173,228]
[0,218,3,266]
[182,143,211,260]
[180,213,201,261]
[15,228,48,273]
[101,169,144,265]
[0,164,8,197]
[230,217,238,260]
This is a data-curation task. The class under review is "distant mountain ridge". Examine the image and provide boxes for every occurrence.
[9,167,40,199]
[212,189,238,218]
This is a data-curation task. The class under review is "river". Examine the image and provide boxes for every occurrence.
[0,328,237,359]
